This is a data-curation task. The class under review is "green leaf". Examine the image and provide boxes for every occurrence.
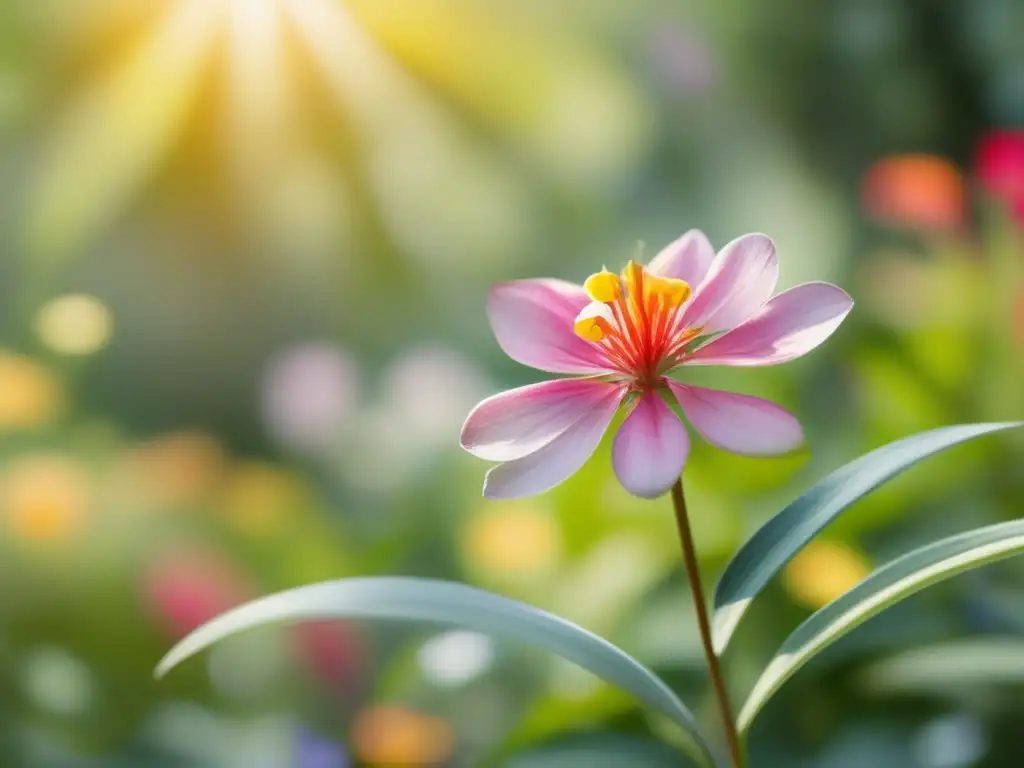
[507,734,686,768]
[738,518,1024,733]
[155,577,715,766]
[858,637,1024,698]
[712,422,1021,654]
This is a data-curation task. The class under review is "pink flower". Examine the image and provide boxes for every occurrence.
[461,231,853,499]
[144,548,254,638]
[975,130,1024,225]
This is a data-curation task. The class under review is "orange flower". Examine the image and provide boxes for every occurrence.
[351,705,454,766]
[861,154,966,231]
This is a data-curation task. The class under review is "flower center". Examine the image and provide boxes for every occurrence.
[573,261,698,383]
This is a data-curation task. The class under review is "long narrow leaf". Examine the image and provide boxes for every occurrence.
[738,518,1024,733]
[858,637,1024,697]
[155,577,714,766]
[712,422,1021,654]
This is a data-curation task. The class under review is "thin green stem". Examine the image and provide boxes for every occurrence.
[670,479,745,768]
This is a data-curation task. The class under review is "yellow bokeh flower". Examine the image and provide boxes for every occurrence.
[120,431,226,509]
[0,352,64,431]
[462,500,561,578]
[782,539,871,610]
[2,455,91,542]
[219,460,307,535]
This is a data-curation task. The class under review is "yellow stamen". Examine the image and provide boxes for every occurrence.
[574,315,612,342]
[584,269,622,303]
[646,274,691,307]
[623,260,644,299]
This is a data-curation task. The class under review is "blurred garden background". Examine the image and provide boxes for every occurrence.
[0,0,1022,765]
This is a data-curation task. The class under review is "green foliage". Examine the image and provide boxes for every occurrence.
[155,577,714,765]
[739,518,1024,733]
[156,423,1024,764]
[711,422,1022,654]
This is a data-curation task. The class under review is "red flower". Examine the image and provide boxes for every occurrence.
[975,130,1024,224]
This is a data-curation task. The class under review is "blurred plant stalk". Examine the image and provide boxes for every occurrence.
[670,479,745,768]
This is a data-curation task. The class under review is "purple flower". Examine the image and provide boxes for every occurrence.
[262,343,357,453]
[296,728,349,768]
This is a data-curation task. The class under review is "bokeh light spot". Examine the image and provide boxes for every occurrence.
[351,705,454,767]
[122,431,226,509]
[2,455,90,542]
[296,728,351,768]
[294,620,364,697]
[144,548,253,638]
[861,154,966,231]
[21,647,96,718]
[35,294,114,355]
[462,501,560,578]
[912,712,987,768]
[220,461,307,536]
[262,342,358,454]
[0,352,63,431]
[782,540,871,609]
[417,630,494,688]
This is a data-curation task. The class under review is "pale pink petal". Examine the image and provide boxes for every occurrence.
[461,378,624,462]
[488,279,612,374]
[685,282,853,367]
[646,229,716,288]
[482,384,625,499]
[667,381,803,455]
[612,391,690,499]
[680,233,779,333]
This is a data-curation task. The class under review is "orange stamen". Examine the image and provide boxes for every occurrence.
[576,263,694,380]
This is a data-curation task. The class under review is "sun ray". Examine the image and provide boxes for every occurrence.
[345,0,652,188]
[286,0,422,136]
[286,0,537,272]
[25,0,221,262]
[224,0,294,203]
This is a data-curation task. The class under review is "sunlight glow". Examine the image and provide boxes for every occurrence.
[225,0,292,198]
[25,0,639,267]
[27,0,220,260]
[288,0,535,270]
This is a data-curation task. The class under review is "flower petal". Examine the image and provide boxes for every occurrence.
[685,282,853,367]
[680,233,779,333]
[483,384,625,499]
[461,378,625,462]
[488,279,612,374]
[667,381,803,455]
[646,229,716,288]
[612,391,690,499]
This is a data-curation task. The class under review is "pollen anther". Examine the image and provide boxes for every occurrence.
[573,262,694,376]
[584,269,622,303]
[574,316,611,341]
[574,301,617,342]
[647,275,691,307]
